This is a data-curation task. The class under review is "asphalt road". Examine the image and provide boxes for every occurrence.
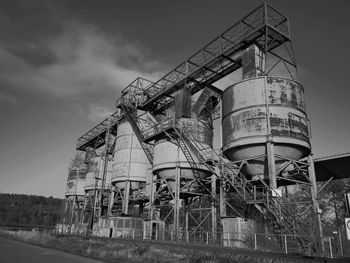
[0,236,105,263]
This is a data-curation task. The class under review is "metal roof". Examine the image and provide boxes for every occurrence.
[314,153,350,181]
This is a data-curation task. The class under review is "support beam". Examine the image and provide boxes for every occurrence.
[107,187,115,216]
[183,198,189,240]
[63,197,68,224]
[71,195,76,224]
[81,192,87,223]
[211,174,217,241]
[148,173,155,220]
[308,154,324,252]
[267,142,277,189]
[173,165,181,241]
[123,181,131,215]
[220,180,227,217]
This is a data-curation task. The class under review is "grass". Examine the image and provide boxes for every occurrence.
[0,229,306,262]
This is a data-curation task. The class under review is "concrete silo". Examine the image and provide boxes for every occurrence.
[64,161,87,225]
[153,118,213,194]
[82,155,113,223]
[110,120,151,216]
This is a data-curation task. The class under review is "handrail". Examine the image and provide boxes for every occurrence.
[170,118,308,247]
[119,102,154,164]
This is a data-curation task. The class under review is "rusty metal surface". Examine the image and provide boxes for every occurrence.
[242,45,265,79]
[222,77,311,173]
[175,88,191,118]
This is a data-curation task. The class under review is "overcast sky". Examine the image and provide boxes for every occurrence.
[0,0,349,198]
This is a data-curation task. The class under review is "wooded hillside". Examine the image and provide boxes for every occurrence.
[0,194,64,228]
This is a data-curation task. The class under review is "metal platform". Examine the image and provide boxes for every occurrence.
[119,3,291,111]
[76,111,123,151]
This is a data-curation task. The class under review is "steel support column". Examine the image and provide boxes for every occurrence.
[211,174,217,241]
[81,192,87,223]
[148,173,155,220]
[220,180,227,217]
[174,164,181,240]
[123,181,130,215]
[308,154,324,252]
[267,141,277,189]
[63,197,69,224]
[107,186,115,216]
[71,195,76,224]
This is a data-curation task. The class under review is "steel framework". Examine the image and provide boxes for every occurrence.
[69,2,322,254]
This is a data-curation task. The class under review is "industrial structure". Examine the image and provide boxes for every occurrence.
[59,3,349,255]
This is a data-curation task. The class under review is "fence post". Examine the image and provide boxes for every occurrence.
[284,235,288,254]
[206,232,209,244]
[338,228,343,257]
[254,234,257,250]
[329,237,333,259]
[186,231,189,243]
[132,229,135,239]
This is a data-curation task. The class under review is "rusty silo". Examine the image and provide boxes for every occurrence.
[221,44,311,187]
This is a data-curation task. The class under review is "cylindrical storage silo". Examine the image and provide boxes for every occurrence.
[152,118,213,193]
[221,76,311,180]
[111,121,151,192]
[65,164,87,223]
[65,165,87,197]
[84,157,102,192]
[84,156,114,192]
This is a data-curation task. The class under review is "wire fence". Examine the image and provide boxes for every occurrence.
[54,223,350,259]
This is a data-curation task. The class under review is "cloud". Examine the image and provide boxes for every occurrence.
[86,103,113,122]
[0,21,165,120]
[0,91,18,104]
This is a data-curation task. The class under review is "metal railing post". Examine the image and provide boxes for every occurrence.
[329,237,333,259]
[338,228,343,257]
[254,234,257,250]
[284,234,288,254]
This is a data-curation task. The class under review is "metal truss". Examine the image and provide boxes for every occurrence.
[76,110,121,151]
[76,77,155,152]
[70,2,320,252]
[115,3,292,112]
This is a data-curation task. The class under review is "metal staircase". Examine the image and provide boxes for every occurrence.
[120,86,310,246]
[171,119,310,248]
[119,101,154,164]
[171,132,216,197]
